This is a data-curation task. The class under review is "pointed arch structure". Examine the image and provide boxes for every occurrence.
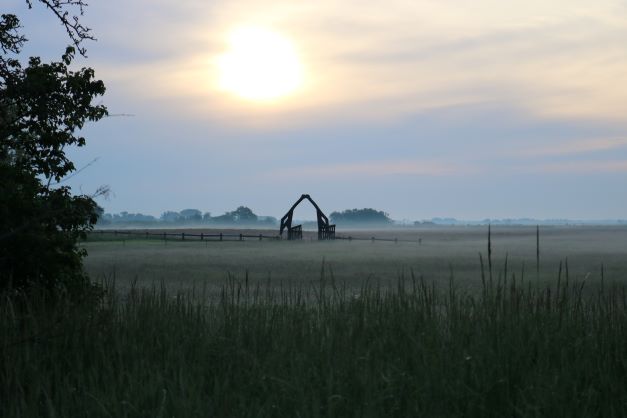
[280,194,336,240]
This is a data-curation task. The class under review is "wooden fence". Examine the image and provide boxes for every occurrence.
[87,230,280,242]
[86,230,423,244]
[335,235,422,244]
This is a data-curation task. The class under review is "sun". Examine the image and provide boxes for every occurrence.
[216,27,304,102]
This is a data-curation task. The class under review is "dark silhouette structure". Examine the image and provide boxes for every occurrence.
[280,194,335,240]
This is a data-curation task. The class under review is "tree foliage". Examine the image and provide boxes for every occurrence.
[179,209,202,221]
[330,208,392,225]
[0,6,106,296]
[213,206,259,224]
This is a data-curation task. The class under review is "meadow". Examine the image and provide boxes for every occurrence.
[81,225,627,294]
[2,226,627,417]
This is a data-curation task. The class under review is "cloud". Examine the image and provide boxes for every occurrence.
[515,137,627,157]
[65,0,626,126]
[265,159,476,181]
[532,160,627,173]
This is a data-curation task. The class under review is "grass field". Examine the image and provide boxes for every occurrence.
[2,266,626,416]
[81,226,627,295]
[2,226,626,417]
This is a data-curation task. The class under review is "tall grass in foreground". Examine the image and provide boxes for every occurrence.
[1,268,626,417]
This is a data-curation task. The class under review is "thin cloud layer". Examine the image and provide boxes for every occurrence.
[71,0,627,124]
[6,0,627,218]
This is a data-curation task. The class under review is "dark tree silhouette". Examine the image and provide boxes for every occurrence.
[25,0,95,56]
[180,209,202,222]
[230,206,258,222]
[0,4,106,296]
[330,208,392,225]
[160,211,181,223]
[211,206,259,224]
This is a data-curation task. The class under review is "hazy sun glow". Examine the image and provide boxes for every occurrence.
[216,27,304,102]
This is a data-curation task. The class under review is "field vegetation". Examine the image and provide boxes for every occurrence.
[2,226,626,416]
[2,258,626,416]
[81,226,627,295]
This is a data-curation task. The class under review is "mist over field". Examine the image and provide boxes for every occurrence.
[81,225,627,293]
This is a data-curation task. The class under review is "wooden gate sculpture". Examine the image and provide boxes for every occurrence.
[280,194,336,240]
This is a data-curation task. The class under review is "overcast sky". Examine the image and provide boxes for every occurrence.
[7,0,627,220]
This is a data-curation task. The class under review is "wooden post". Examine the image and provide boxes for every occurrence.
[220,233,223,241]
[182,232,185,241]
[371,237,375,243]
[536,225,540,279]
[239,233,243,241]
[259,234,262,241]
[201,232,204,241]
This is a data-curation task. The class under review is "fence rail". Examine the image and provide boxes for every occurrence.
[335,235,422,244]
[85,230,423,244]
[86,230,280,242]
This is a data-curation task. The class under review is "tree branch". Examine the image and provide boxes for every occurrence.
[26,0,95,56]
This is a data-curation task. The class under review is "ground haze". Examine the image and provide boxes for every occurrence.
[82,225,627,294]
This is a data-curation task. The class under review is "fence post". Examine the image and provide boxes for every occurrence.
[163,232,166,242]
[182,232,185,241]
[371,237,375,243]
[395,238,398,244]
[239,233,243,241]
[259,234,262,241]
[201,232,204,241]
[220,233,223,241]
[349,236,352,242]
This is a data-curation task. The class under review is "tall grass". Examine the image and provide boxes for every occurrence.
[1,262,626,417]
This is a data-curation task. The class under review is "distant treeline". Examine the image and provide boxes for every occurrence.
[97,207,397,228]
[97,206,627,228]
[419,218,627,226]
[97,206,277,227]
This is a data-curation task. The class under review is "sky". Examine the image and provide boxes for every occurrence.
[6,0,627,220]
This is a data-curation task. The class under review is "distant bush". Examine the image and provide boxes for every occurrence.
[330,208,392,224]
[180,209,202,222]
[213,206,258,224]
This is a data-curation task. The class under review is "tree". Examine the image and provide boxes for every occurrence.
[0,4,107,296]
[180,208,202,222]
[212,206,259,224]
[160,211,181,223]
[330,208,392,225]
[101,212,157,225]
[230,206,258,223]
